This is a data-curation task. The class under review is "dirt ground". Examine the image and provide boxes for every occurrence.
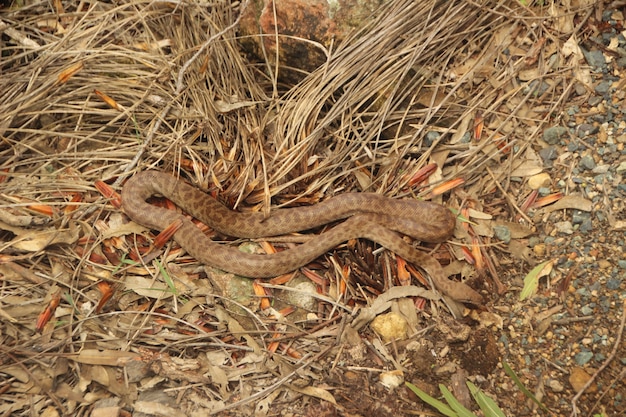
[1,0,625,416]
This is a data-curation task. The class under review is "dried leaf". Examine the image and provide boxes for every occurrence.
[72,349,141,366]
[542,194,592,213]
[520,260,554,300]
[5,223,80,252]
[124,275,175,299]
[291,385,337,405]
[492,221,534,238]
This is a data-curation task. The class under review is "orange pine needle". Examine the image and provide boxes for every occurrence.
[520,189,539,212]
[282,344,302,359]
[64,192,82,214]
[431,177,465,196]
[268,338,280,354]
[461,246,475,264]
[473,111,484,141]
[278,306,295,317]
[260,241,277,255]
[532,192,564,208]
[269,272,295,285]
[94,180,122,208]
[406,263,429,287]
[57,61,84,84]
[471,237,484,271]
[253,280,271,310]
[95,281,115,313]
[407,163,437,187]
[339,265,350,295]
[94,89,122,111]
[460,207,471,232]
[153,219,183,249]
[36,292,62,332]
[27,203,54,216]
[396,257,411,286]
[302,268,327,286]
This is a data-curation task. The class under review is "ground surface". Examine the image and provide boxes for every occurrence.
[1,1,625,417]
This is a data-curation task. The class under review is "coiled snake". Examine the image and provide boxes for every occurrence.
[121,171,483,304]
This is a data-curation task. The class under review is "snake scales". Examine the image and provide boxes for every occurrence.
[121,171,483,304]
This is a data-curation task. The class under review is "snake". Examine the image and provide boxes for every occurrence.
[120,171,483,304]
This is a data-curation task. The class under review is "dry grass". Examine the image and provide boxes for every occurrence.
[0,0,587,414]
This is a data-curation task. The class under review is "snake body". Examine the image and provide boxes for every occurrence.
[121,171,483,304]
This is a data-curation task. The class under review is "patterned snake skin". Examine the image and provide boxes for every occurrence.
[121,171,483,304]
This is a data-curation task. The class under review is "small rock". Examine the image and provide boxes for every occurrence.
[569,366,597,392]
[554,221,574,234]
[379,370,404,390]
[533,243,546,257]
[576,123,597,137]
[574,351,594,366]
[370,312,408,343]
[493,225,511,243]
[582,49,606,69]
[579,218,593,233]
[548,379,564,392]
[539,146,558,165]
[528,172,551,189]
[543,126,568,144]
[588,95,603,106]
[579,155,596,171]
[581,305,594,316]
[607,278,621,290]
[591,164,610,174]
[594,80,611,94]
[572,210,590,225]
[425,131,441,146]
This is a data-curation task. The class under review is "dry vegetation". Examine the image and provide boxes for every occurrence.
[1,0,623,416]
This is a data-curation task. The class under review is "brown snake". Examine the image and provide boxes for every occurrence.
[121,171,483,304]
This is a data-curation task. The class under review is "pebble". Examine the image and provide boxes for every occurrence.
[539,146,558,165]
[554,221,574,234]
[493,225,511,243]
[370,312,408,342]
[583,49,606,69]
[571,210,590,225]
[533,243,546,257]
[543,126,569,144]
[574,350,593,366]
[528,172,551,189]
[594,80,611,94]
[548,379,564,392]
[579,154,596,171]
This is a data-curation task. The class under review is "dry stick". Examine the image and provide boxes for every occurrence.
[570,299,626,417]
[120,0,249,182]
[485,166,533,225]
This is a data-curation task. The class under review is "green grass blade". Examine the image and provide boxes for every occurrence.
[439,384,477,417]
[405,382,457,417]
[466,381,506,417]
[155,259,178,296]
[502,361,549,412]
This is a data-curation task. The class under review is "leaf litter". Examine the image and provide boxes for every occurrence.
[1,0,625,415]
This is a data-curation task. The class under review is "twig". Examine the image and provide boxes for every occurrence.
[120,0,249,181]
[570,299,626,416]
[485,166,533,225]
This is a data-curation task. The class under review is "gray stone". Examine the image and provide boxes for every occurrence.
[543,126,568,145]
[579,155,596,171]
